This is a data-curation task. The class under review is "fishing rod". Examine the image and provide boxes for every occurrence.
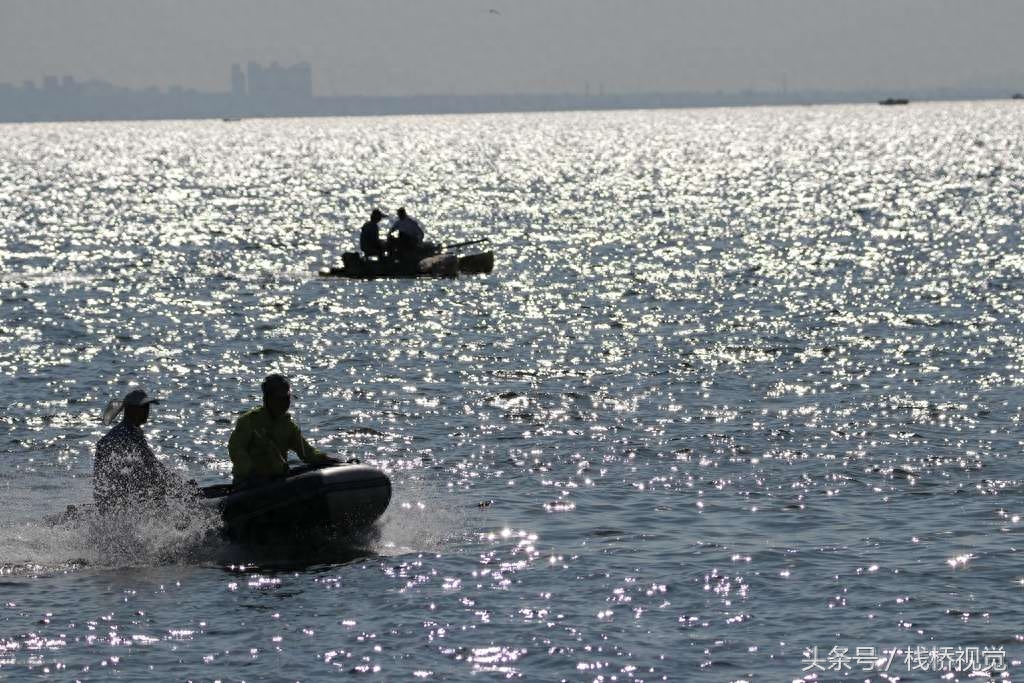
[443,238,491,251]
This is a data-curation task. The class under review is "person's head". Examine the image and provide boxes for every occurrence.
[122,388,159,426]
[261,373,292,418]
[370,208,386,222]
[397,207,407,219]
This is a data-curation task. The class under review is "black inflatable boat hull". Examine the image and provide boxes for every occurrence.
[203,464,391,541]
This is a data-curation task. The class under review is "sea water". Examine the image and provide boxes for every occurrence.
[1,102,1022,680]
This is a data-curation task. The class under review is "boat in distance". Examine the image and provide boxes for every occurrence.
[320,250,494,279]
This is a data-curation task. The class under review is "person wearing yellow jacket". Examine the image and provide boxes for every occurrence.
[228,374,338,486]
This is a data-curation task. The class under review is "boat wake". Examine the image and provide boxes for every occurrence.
[2,496,224,576]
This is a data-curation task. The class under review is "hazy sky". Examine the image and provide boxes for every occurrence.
[1,0,1022,96]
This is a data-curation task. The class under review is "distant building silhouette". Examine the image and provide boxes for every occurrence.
[245,61,312,100]
[231,64,246,97]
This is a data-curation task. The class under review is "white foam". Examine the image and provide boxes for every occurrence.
[373,479,470,556]
[0,493,224,575]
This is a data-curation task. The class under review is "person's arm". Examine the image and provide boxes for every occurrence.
[289,420,331,465]
[93,439,117,508]
[228,415,255,480]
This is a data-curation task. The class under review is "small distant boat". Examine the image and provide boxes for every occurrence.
[221,117,242,122]
[1013,93,1024,100]
[320,242,494,279]
[879,98,910,106]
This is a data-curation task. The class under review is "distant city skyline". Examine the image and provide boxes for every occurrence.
[2,59,1021,125]
[6,60,1022,102]
[1,1,1022,99]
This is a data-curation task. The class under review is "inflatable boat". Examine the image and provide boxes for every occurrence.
[51,464,392,544]
[201,463,392,541]
[319,238,494,280]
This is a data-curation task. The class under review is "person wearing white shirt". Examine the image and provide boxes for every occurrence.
[388,207,425,257]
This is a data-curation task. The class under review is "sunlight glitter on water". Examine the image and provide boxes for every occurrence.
[1,102,1024,679]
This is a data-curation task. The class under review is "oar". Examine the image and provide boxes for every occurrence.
[443,238,490,251]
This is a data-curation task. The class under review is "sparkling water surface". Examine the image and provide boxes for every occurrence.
[1,102,1023,680]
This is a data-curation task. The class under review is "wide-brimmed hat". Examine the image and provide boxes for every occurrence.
[124,388,160,407]
[101,388,160,425]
